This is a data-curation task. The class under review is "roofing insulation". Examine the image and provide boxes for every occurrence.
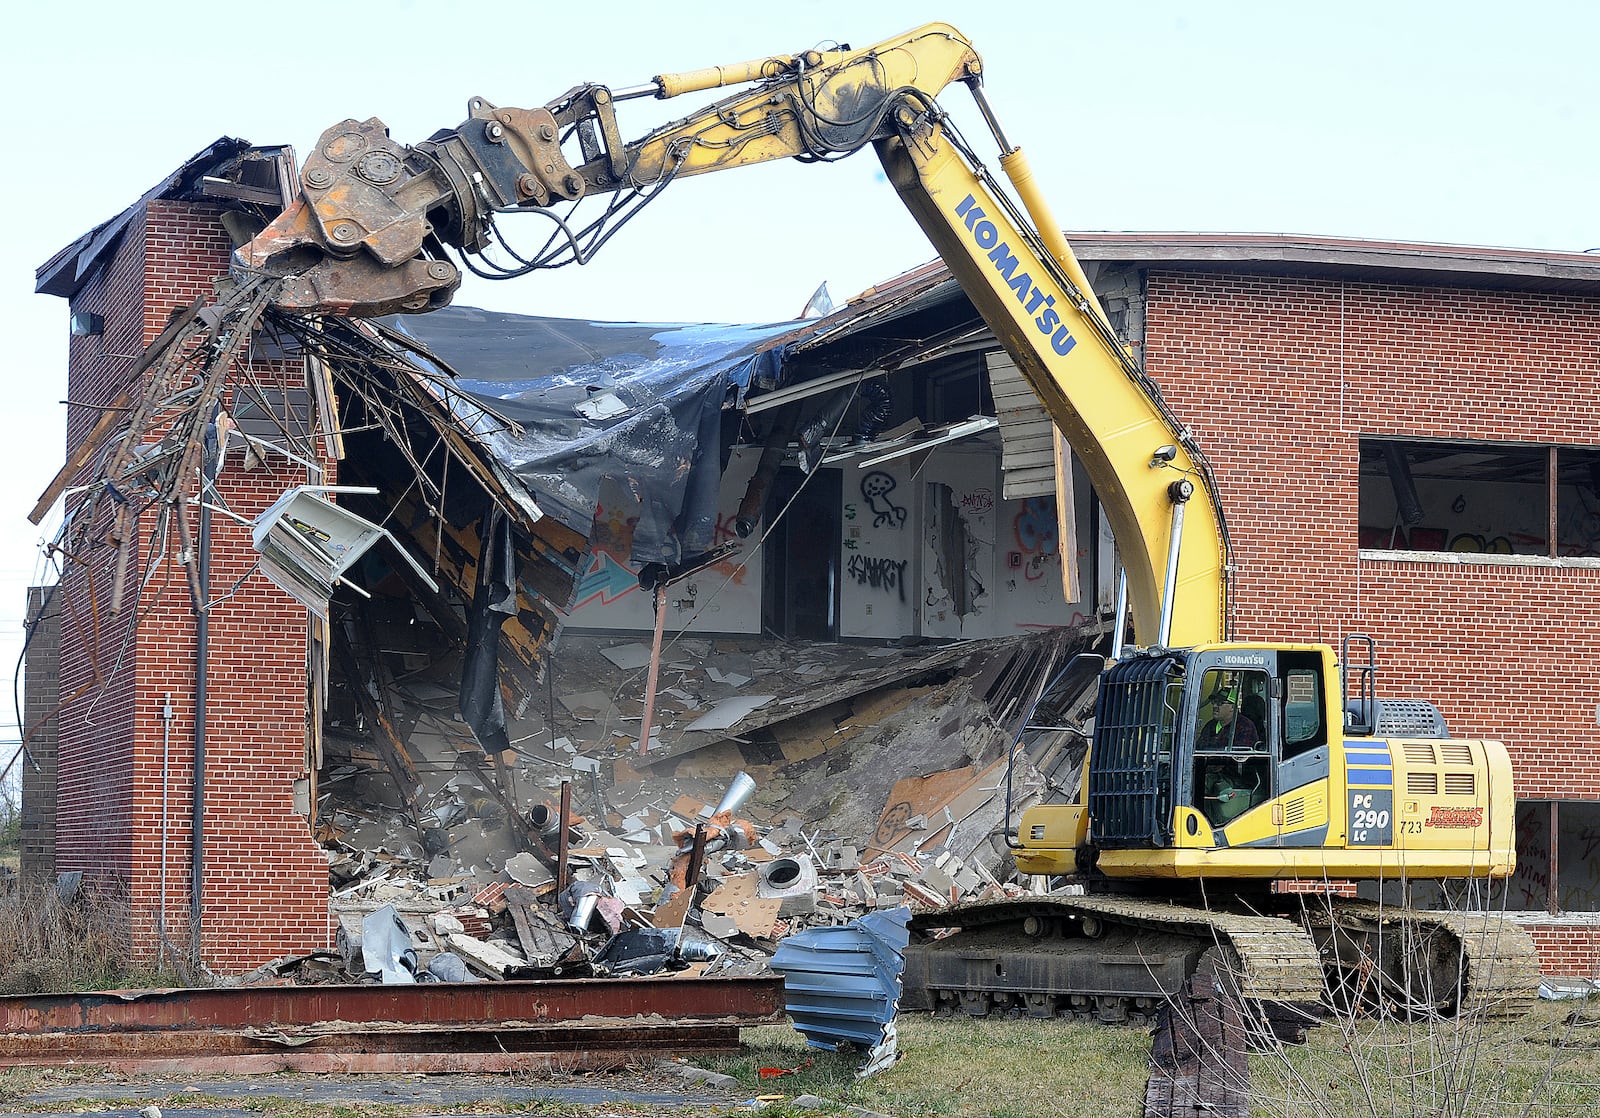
[385,307,798,566]
[35,137,289,299]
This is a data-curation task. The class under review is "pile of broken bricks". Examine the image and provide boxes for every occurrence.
[319,770,1027,986]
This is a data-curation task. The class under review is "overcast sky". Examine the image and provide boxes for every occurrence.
[2,0,1597,765]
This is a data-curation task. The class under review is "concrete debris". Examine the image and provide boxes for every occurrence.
[297,629,1095,995]
[446,932,536,979]
[505,852,553,889]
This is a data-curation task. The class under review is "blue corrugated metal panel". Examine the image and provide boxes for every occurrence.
[768,907,910,1051]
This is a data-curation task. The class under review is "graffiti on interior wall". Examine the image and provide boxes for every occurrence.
[1558,488,1600,556]
[1504,805,1600,912]
[960,488,995,514]
[571,500,749,612]
[711,512,749,563]
[574,550,638,609]
[1510,808,1551,910]
[860,471,908,529]
[1011,496,1061,582]
[847,553,910,602]
[1447,533,1513,554]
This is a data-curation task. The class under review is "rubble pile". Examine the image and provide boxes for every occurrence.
[319,772,1033,986]
[302,628,1100,987]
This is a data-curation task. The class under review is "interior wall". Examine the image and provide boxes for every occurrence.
[917,448,1092,638]
[565,447,764,634]
[570,437,1096,642]
[837,459,919,639]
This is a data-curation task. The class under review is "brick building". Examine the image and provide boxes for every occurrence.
[1071,233,1600,973]
[30,141,1600,978]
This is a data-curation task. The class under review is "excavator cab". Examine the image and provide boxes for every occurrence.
[1082,644,1335,853]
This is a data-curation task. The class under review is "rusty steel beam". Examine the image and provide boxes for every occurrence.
[0,1023,745,1075]
[0,977,782,1073]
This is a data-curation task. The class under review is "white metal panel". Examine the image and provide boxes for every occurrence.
[986,352,1058,500]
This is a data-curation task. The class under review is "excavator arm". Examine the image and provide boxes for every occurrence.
[238,22,1227,647]
[239,25,982,316]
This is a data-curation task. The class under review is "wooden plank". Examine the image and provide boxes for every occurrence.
[1143,974,1249,1118]
[30,297,206,524]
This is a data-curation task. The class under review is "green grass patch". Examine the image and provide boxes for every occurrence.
[708,1002,1600,1118]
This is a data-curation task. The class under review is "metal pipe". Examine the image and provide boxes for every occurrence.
[1110,567,1129,661]
[714,771,757,818]
[158,695,173,968]
[190,501,210,967]
[734,409,799,537]
[1156,500,1186,650]
[557,781,572,894]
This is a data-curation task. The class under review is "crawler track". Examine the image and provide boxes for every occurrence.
[1307,900,1543,1019]
[902,894,1543,1038]
[903,895,1324,1040]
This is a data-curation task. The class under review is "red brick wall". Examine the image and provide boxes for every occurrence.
[57,207,146,887]
[1142,270,1600,970]
[1521,921,1600,978]
[58,200,331,972]
[1144,271,1600,797]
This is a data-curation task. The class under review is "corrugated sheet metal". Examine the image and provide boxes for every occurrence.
[768,907,910,1050]
[986,352,1057,499]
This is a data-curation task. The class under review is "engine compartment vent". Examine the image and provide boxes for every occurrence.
[1347,698,1449,739]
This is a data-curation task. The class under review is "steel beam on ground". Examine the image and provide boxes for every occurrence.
[0,976,783,1073]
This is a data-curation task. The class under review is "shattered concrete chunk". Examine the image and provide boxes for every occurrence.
[430,912,465,937]
[505,852,554,889]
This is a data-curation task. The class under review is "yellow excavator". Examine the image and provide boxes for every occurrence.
[238,23,1543,1030]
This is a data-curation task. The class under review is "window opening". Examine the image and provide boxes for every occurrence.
[1359,439,1547,554]
[1557,447,1600,557]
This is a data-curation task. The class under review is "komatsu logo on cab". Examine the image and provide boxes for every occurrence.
[955,195,1076,357]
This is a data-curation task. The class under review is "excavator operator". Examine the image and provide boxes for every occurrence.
[1198,688,1264,825]
[1197,691,1257,750]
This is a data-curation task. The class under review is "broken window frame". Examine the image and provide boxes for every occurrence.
[1457,797,1600,916]
[1358,436,1600,562]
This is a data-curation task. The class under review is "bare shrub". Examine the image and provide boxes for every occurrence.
[0,880,183,993]
[1150,885,1600,1118]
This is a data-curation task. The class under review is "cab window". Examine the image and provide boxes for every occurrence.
[1280,655,1327,759]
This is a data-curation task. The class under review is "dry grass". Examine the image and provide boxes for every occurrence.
[1247,999,1600,1118]
[708,1001,1600,1118]
[0,881,183,994]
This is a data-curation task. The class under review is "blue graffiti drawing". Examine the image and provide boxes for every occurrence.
[1012,497,1059,581]
[573,551,638,608]
[860,471,907,529]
